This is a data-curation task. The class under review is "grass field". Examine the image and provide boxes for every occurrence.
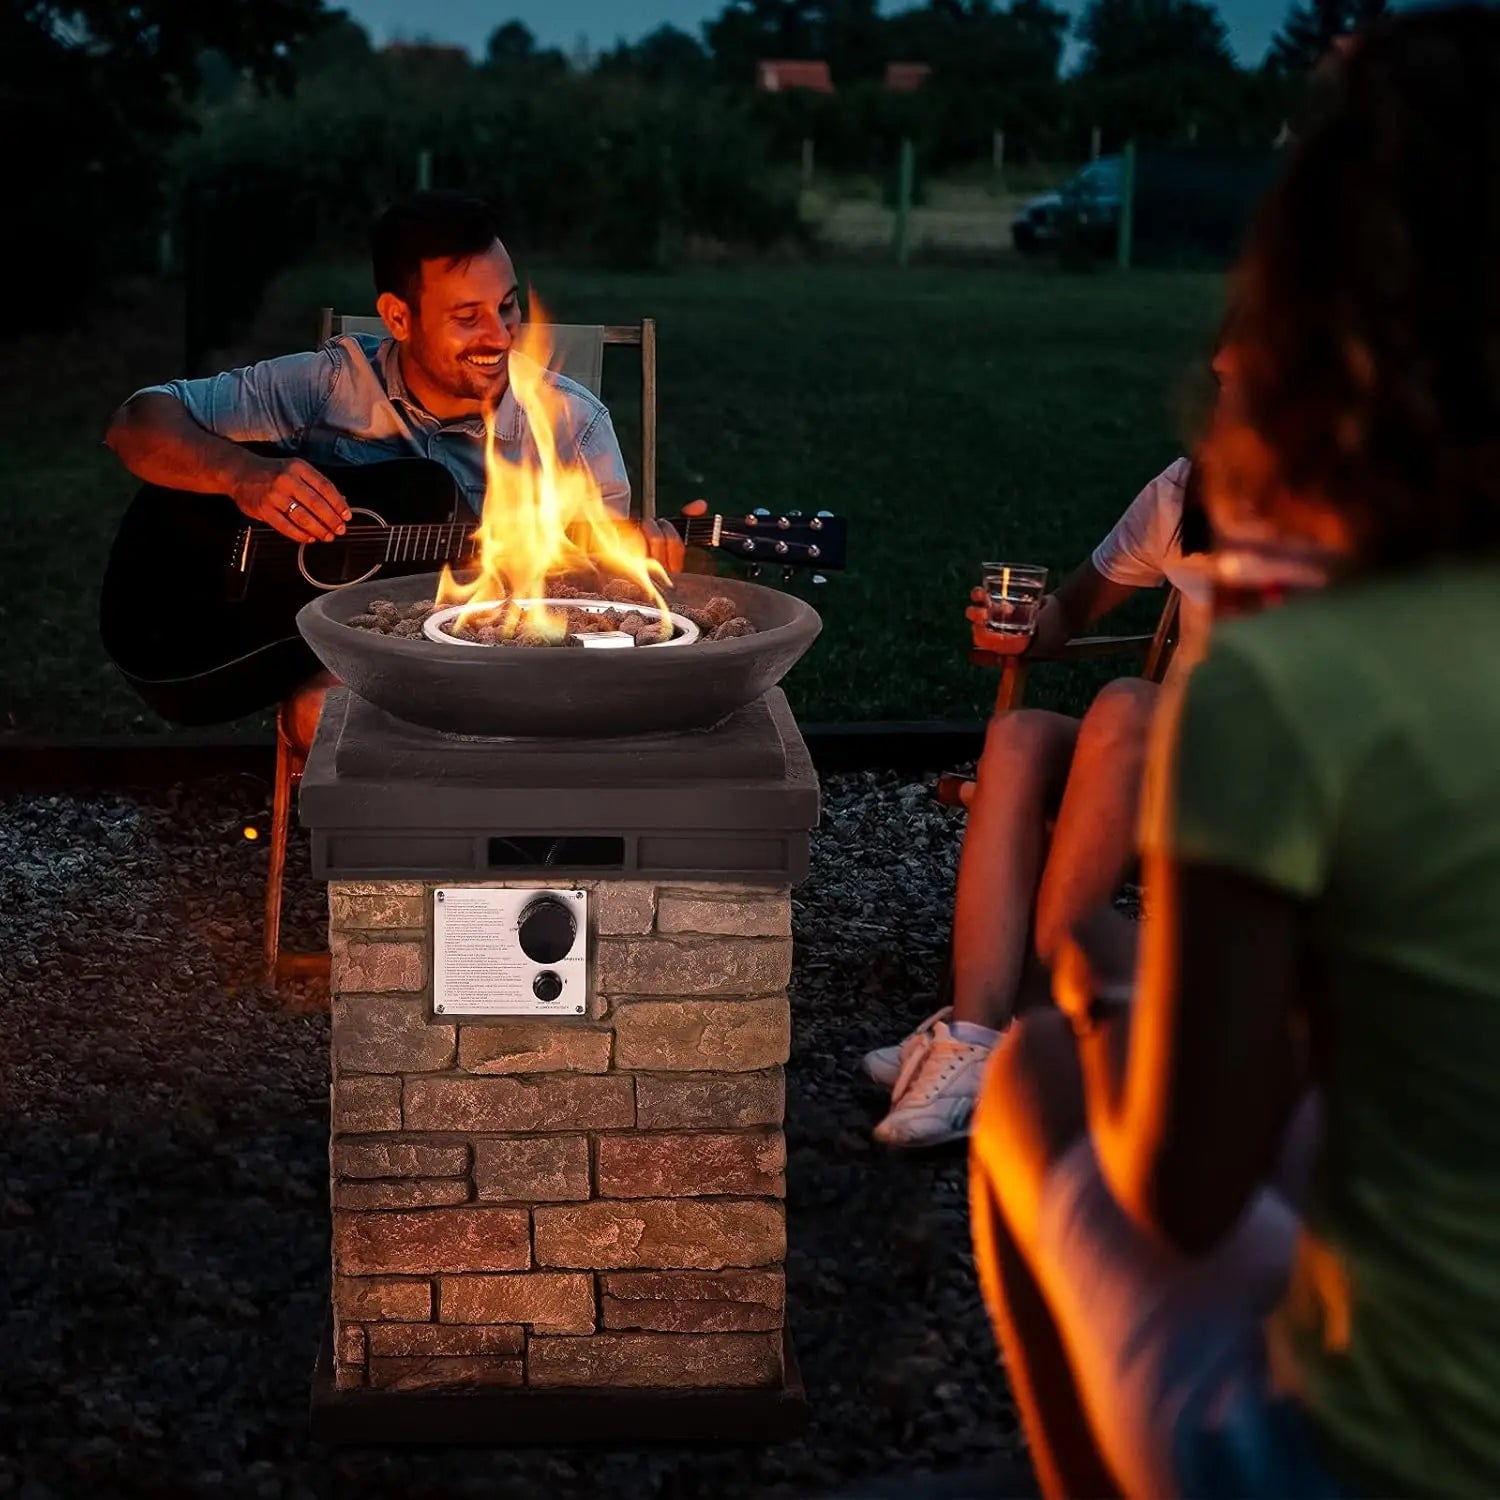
[0,259,1221,740]
[798,166,1067,257]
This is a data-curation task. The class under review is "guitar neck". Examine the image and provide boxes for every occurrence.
[379,521,477,565]
[244,508,840,575]
[363,515,726,560]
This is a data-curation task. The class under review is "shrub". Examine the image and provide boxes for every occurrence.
[169,62,803,358]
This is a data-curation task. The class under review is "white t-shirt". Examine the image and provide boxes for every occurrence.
[1090,457,1212,679]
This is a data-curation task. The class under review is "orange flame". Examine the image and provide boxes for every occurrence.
[435,294,668,640]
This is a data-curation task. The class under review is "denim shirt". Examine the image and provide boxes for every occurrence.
[135,333,630,518]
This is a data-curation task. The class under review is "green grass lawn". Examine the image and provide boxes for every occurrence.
[0,260,1220,740]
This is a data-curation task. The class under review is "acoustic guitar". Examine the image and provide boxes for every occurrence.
[98,456,847,726]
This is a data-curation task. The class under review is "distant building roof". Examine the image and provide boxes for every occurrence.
[757,60,834,94]
[884,61,932,92]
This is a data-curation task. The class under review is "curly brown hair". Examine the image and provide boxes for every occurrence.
[1204,4,1500,567]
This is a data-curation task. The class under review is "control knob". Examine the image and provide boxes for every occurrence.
[517,896,576,964]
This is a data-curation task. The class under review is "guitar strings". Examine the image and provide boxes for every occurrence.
[244,518,730,573]
[241,516,837,577]
[245,519,723,550]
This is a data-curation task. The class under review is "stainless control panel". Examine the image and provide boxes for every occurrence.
[432,886,587,1018]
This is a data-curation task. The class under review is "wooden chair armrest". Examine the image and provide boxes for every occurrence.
[1049,631,1156,661]
[969,632,1155,670]
[936,772,974,808]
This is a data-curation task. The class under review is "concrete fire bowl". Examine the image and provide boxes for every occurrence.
[296,571,822,738]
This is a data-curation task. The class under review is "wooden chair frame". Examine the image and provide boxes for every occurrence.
[263,706,327,983]
[936,589,1181,808]
[262,310,658,985]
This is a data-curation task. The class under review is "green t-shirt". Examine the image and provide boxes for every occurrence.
[1156,565,1500,1498]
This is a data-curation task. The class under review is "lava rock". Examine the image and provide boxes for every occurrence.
[709,617,757,642]
[602,579,650,604]
[682,595,741,632]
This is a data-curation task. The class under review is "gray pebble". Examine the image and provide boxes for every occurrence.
[0,771,1028,1495]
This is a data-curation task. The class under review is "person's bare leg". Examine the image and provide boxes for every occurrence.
[1031,678,1159,979]
[970,1013,1121,1500]
[284,668,340,758]
[974,1011,1303,1500]
[871,712,1077,1146]
[949,710,1080,1030]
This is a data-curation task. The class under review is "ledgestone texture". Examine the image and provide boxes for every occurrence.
[328,878,793,1392]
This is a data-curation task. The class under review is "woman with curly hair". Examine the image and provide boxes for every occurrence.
[968,7,1500,1497]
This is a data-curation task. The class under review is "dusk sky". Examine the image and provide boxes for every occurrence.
[339,0,1291,70]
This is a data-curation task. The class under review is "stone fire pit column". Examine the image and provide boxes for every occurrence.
[319,875,803,1441]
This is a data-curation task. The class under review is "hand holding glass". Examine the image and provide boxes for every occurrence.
[978,562,1048,637]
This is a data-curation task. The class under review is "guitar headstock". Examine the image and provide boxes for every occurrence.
[669,508,847,579]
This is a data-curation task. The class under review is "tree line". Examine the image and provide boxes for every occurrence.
[505,0,1384,88]
[257,0,1386,181]
[9,0,1379,334]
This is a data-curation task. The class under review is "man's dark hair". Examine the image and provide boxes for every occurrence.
[1216,4,1500,567]
[371,192,503,308]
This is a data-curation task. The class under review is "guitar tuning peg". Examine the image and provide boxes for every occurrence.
[781,566,794,583]
[815,509,834,518]
[752,507,771,518]
[787,509,803,518]
[811,573,828,585]
[748,564,763,579]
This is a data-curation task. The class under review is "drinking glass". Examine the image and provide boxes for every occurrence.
[979,562,1048,636]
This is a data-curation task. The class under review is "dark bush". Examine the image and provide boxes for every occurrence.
[1133,147,1281,266]
[171,62,803,350]
[5,22,171,330]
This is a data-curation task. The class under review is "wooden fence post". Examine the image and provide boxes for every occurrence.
[894,138,915,268]
[1116,139,1136,270]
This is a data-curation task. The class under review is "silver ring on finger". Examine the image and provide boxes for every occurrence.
[288,500,300,513]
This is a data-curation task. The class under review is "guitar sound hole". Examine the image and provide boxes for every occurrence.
[298,507,386,590]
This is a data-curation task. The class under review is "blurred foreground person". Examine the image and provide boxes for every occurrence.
[969,8,1500,1496]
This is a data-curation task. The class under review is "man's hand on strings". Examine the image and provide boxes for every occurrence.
[234,456,351,544]
[641,497,708,574]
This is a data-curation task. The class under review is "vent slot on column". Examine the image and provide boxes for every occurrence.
[486,835,626,870]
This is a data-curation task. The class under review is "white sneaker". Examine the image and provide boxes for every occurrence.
[872,1022,995,1149]
[859,1006,953,1092]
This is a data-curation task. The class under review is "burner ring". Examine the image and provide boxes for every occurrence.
[421,598,700,650]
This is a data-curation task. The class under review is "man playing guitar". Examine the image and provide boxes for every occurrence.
[104,189,691,745]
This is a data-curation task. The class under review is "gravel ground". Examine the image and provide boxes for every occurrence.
[1,770,1040,1500]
